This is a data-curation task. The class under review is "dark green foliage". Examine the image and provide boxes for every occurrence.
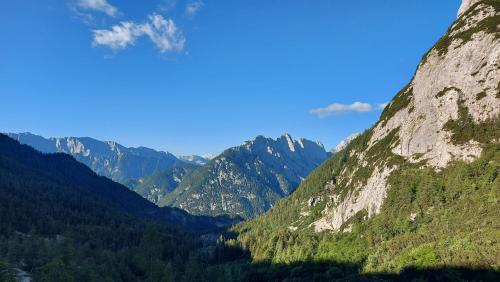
[476,91,487,100]
[125,164,196,204]
[0,260,16,282]
[435,87,461,98]
[443,99,500,145]
[233,144,500,277]
[379,84,413,127]
[0,134,232,281]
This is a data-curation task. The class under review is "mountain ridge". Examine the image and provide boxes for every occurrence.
[160,133,331,218]
[6,132,187,183]
[0,133,239,232]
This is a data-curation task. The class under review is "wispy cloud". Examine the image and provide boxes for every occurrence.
[310,101,386,118]
[185,0,204,18]
[92,14,185,53]
[158,0,177,12]
[76,0,119,17]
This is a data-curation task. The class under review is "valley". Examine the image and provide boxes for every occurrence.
[1,0,499,281]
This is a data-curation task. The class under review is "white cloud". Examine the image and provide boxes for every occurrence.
[92,22,141,50]
[77,0,118,17]
[185,0,204,17]
[310,102,373,118]
[92,14,185,53]
[143,15,185,52]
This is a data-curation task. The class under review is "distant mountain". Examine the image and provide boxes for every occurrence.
[331,133,360,153]
[125,164,197,204]
[5,132,201,204]
[0,133,240,280]
[160,134,331,218]
[6,132,187,183]
[179,155,210,165]
[0,133,238,232]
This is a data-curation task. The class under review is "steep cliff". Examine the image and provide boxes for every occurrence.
[234,0,500,272]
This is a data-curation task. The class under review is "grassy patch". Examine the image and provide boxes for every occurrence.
[476,91,487,100]
[379,85,413,127]
[443,99,500,144]
[435,87,461,98]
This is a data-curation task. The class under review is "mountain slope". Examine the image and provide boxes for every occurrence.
[160,134,331,219]
[0,133,255,281]
[125,164,197,204]
[233,0,500,274]
[6,132,187,183]
[0,134,237,233]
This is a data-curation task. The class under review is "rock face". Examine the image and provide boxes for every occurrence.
[125,164,196,204]
[458,0,483,16]
[311,0,500,231]
[160,134,331,218]
[7,132,187,184]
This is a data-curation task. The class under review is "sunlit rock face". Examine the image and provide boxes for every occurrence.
[7,132,184,182]
[309,0,500,232]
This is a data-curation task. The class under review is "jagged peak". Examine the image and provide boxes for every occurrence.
[280,133,296,152]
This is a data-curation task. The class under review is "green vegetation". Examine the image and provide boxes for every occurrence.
[476,91,487,100]
[160,137,330,219]
[232,143,500,278]
[435,87,461,98]
[125,164,196,204]
[379,84,413,127]
[443,99,500,145]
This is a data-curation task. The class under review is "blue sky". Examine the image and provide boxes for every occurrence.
[0,0,461,156]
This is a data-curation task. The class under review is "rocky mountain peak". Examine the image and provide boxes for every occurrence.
[162,134,331,218]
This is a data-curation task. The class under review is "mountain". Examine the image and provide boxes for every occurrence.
[0,134,237,232]
[125,164,197,204]
[5,132,200,204]
[233,0,500,276]
[6,132,187,183]
[160,134,331,219]
[0,133,243,281]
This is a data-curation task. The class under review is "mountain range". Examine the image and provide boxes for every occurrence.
[7,132,332,217]
[6,132,210,204]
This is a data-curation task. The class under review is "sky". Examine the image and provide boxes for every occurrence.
[0,0,461,156]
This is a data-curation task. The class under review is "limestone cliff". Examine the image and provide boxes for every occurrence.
[312,0,500,231]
